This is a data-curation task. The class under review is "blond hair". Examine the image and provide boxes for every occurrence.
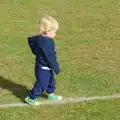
[37,15,59,35]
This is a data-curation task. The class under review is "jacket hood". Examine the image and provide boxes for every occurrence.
[28,36,38,55]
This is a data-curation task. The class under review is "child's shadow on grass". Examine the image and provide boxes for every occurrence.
[0,76,30,102]
[0,76,48,102]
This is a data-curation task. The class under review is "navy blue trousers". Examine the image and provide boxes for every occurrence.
[29,65,56,99]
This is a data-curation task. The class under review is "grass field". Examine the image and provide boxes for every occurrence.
[0,0,120,119]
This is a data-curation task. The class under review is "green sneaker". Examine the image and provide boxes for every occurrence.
[47,94,63,100]
[25,96,40,106]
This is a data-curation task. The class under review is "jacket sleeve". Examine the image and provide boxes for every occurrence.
[42,41,60,75]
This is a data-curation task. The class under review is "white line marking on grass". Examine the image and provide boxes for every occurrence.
[0,94,120,108]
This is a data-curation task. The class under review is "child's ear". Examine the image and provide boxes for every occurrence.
[43,31,47,35]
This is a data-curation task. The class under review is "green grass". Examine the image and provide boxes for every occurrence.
[0,0,120,119]
[1,99,120,120]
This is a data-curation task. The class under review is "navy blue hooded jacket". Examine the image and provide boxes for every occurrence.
[28,35,60,75]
